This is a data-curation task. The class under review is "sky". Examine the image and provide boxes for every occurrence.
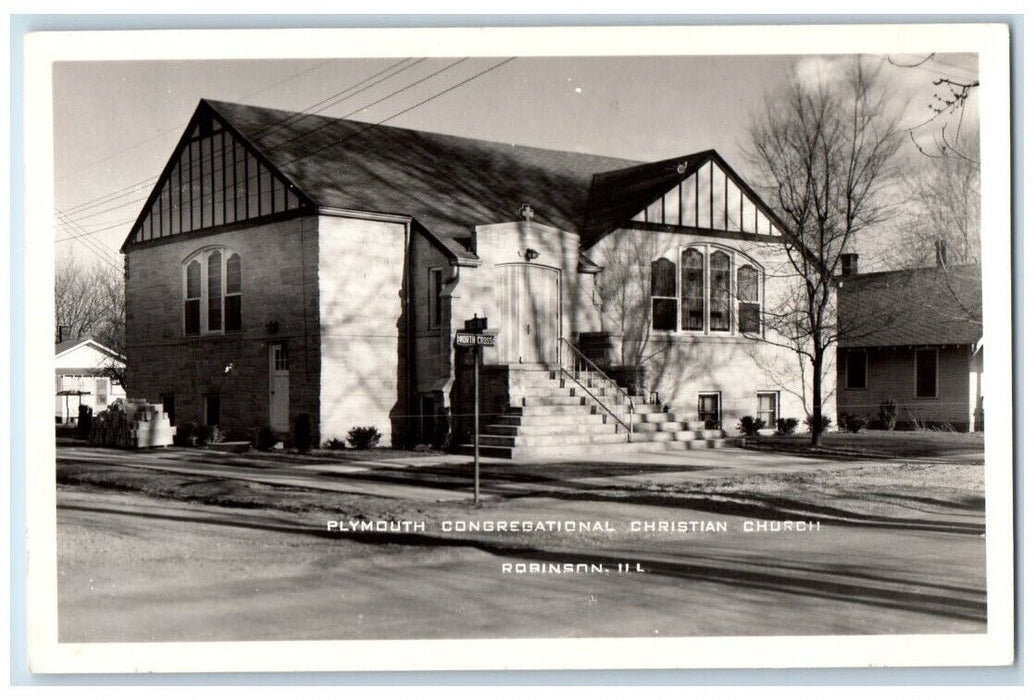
[50,49,980,273]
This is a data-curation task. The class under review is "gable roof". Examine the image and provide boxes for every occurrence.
[55,336,126,362]
[837,265,982,348]
[207,99,636,245]
[123,99,786,257]
[580,150,788,248]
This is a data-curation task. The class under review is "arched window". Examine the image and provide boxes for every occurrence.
[184,248,242,336]
[185,260,202,335]
[226,253,242,332]
[650,258,677,331]
[737,264,761,334]
[648,245,764,335]
[709,250,731,332]
[681,248,704,331]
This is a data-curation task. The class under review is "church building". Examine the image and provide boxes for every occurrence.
[121,99,827,456]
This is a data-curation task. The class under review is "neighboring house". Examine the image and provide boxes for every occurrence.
[836,262,983,431]
[55,337,127,424]
[120,99,829,454]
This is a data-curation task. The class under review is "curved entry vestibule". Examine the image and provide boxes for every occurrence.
[495,263,561,365]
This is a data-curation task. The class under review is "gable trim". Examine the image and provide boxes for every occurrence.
[120,100,316,253]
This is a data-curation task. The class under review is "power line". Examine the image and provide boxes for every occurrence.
[59,57,517,244]
[57,58,426,222]
[55,209,117,261]
[55,59,336,184]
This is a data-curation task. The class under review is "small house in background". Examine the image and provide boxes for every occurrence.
[55,337,127,424]
[836,258,983,432]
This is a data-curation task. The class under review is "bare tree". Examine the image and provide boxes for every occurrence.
[897,134,980,268]
[55,255,127,386]
[746,58,905,445]
[887,53,979,164]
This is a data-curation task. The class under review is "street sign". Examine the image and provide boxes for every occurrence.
[456,331,495,347]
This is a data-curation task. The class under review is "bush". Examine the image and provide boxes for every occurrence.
[323,437,347,450]
[838,412,867,434]
[253,425,278,451]
[805,413,832,435]
[194,424,212,446]
[346,426,382,450]
[173,421,195,446]
[208,426,226,445]
[775,417,799,436]
[737,416,766,436]
[76,405,93,440]
[294,413,312,453]
[878,398,898,431]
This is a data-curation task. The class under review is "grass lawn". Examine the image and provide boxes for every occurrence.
[744,430,984,461]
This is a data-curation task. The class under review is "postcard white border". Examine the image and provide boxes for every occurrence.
[22,22,1014,674]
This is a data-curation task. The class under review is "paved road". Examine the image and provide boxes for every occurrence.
[58,481,986,642]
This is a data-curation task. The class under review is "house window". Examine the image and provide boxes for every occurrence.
[96,378,108,407]
[845,351,867,389]
[429,268,443,328]
[698,392,722,429]
[757,392,778,427]
[737,265,761,334]
[915,349,938,398]
[652,245,764,335]
[650,258,677,331]
[184,248,242,336]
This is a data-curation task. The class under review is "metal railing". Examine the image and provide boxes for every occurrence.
[557,337,634,439]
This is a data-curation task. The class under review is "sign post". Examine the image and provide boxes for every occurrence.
[457,316,495,505]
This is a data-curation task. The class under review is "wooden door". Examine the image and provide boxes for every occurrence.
[268,344,290,432]
[496,264,560,364]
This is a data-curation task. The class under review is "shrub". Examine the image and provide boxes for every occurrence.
[737,416,766,436]
[253,426,278,451]
[208,426,226,445]
[173,421,195,446]
[805,413,832,435]
[323,437,347,450]
[346,426,382,450]
[294,413,312,453]
[838,412,867,434]
[878,398,898,431]
[76,405,93,440]
[194,424,212,446]
[775,417,799,436]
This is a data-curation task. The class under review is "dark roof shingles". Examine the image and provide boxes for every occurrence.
[837,265,982,348]
[207,99,639,247]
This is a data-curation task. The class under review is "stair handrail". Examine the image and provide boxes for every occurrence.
[558,337,634,439]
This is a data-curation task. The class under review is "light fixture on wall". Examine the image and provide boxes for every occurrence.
[524,248,540,261]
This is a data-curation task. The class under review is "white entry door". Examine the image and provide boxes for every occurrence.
[269,344,290,432]
[496,264,560,364]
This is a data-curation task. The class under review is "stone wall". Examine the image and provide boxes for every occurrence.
[124,215,321,441]
[585,227,836,431]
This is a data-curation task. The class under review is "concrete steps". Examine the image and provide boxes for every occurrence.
[456,365,739,459]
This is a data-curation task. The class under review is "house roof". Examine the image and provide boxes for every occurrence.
[204,99,640,251]
[837,264,982,348]
[55,336,126,362]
